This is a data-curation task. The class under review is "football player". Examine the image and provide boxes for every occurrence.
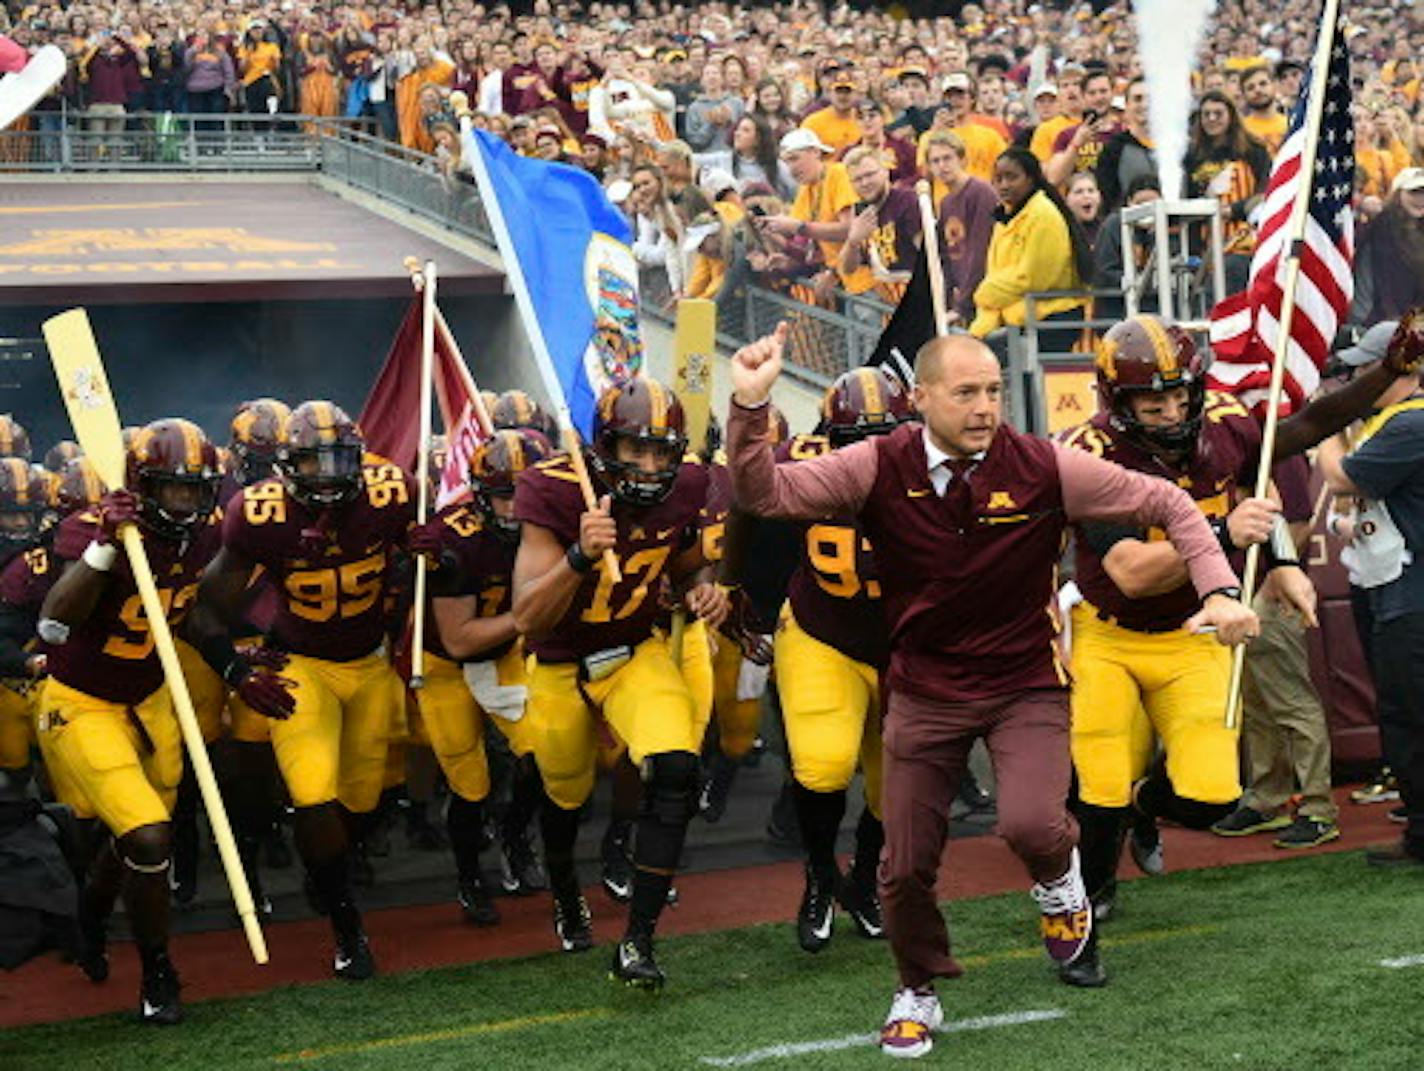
[697,411,784,824]
[202,397,296,913]
[420,428,550,923]
[0,459,55,775]
[188,401,418,981]
[770,368,907,952]
[512,378,727,989]
[1060,314,1421,985]
[34,420,280,1024]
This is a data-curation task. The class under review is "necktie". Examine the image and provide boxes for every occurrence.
[942,457,975,522]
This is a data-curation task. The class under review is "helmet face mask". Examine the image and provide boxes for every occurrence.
[0,461,45,554]
[1110,378,1206,456]
[138,471,221,539]
[232,442,280,488]
[280,443,364,509]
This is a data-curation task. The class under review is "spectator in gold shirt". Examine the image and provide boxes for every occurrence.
[1238,65,1288,153]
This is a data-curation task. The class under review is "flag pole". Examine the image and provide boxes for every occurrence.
[1223,0,1342,730]
[914,179,949,337]
[403,256,495,434]
[459,116,621,582]
[410,258,437,690]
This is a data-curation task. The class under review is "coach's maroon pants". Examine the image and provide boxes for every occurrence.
[879,688,1077,989]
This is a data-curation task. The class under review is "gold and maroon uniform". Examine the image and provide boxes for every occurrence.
[1062,390,1261,808]
[0,545,54,769]
[221,459,415,812]
[514,453,707,810]
[37,509,219,836]
[775,433,887,805]
[418,500,536,803]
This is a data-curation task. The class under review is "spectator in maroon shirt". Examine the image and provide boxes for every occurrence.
[82,32,142,158]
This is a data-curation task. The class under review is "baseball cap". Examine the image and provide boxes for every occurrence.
[606,179,633,205]
[942,72,973,93]
[1034,82,1059,98]
[699,167,737,199]
[683,215,723,254]
[1337,321,1399,367]
[1392,167,1424,193]
[780,128,832,157]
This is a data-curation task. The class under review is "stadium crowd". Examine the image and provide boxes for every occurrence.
[6,0,1424,325]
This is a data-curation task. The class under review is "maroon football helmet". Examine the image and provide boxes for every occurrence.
[0,415,31,461]
[55,456,105,517]
[1095,314,1206,454]
[0,457,49,555]
[590,377,687,507]
[230,397,292,488]
[469,429,549,541]
[276,401,365,510]
[43,439,81,474]
[125,418,223,540]
[820,367,914,447]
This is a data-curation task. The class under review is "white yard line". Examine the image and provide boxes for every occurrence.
[699,1009,1067,1067]
[1379,954,1424,969]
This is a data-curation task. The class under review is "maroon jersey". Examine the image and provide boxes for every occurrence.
[223,461,417,662]
[47,511,220,705]
[699,456,732,565]
[860,423,1071,701]
[0,545,58,614]
[514,453,708,662]
[779,435,889,669]
[863,185,922,277]
[425,502,518,664]
[1063,390,1261,632]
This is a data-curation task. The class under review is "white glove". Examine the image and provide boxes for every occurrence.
[736,656,771,701]
[463,659,529,722]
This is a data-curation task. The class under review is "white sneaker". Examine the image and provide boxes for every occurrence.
[879,986,943,1059]
[1030,847,1092,964]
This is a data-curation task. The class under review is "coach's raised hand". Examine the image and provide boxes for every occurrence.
[731,322,790,407]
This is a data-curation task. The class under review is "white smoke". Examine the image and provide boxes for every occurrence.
[1131,0,1215,200]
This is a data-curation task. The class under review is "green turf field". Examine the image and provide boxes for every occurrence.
[5,851,1422,1071]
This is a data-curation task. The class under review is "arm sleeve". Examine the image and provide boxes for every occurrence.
[726,400,876,519]
[1342,413,1424,500]
[1056,442,1239,598]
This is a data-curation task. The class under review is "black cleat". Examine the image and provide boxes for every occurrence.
[796,865,836,953]
[76,914,109,983]
[138,956,183,1025]
[333,931,376,981]
[1058,929,1107,988]
[458,875,501,926]
[957,769,994,812]
[1128,818,1164,876]
[553,885,594,953]
[610,935,665,990]
[600,821,634,904]
[498,829,548,896]
[1091,881,1118,924]
[836,869,884,940]
[698,753,739,824]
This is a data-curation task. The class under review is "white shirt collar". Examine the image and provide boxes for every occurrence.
[922,427,985,473]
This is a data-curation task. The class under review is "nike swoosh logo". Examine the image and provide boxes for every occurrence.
[907,489,931,498]
[656,528,677,539]
[812,910,833,940]
[142,1000,162,1018]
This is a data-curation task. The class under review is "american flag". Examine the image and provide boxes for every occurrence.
[1206,17,1354,415]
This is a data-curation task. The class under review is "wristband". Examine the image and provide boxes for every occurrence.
[1208,518,1236,555]
[796,219,808,237]
[82,541,118,572]
[220,655,253,689]
[566,542,596,574]
[1204,585,1243,602]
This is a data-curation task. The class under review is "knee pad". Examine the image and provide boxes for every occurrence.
[640,751,701,825]
[118,823,171,874]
